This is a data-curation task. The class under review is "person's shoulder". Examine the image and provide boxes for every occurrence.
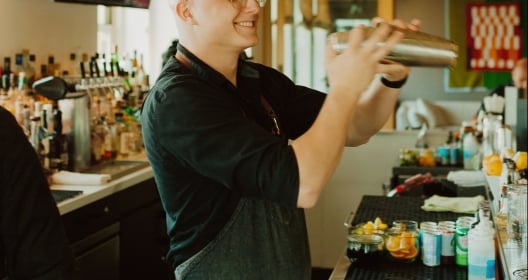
[489,83,509,97]
[0,106,17,127]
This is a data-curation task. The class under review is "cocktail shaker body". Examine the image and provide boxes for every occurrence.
[329,26,459,67]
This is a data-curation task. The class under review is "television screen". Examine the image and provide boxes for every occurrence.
[55,0,150,9]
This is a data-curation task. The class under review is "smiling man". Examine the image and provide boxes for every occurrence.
[141,0,420,279]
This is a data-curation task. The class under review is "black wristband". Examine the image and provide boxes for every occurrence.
[381,75,408,89]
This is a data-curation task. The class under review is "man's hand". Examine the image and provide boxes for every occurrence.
[371,18,422,82]
[325,22,404,100]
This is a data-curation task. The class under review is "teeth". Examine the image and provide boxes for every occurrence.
[237,21,254,27]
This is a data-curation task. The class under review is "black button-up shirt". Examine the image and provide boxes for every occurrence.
[140,45,326,269]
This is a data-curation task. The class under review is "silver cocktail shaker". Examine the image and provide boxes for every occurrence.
[329,25,459,67]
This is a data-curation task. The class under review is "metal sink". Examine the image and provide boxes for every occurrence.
[80,160,150,180]
[51,189,84,203]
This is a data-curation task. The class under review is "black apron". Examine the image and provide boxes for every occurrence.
[174,197,311,280]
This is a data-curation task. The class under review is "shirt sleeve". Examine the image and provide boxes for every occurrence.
[256,65,326,139]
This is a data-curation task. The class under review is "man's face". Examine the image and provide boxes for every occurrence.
[188,0,262,52]
[512,64,527,89]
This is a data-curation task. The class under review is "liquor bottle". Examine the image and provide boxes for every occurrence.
[115,112,130,157]
[6,73,17,101]
[81,53,89,78]
[29,115,42,150]
[16,71,34,113]
[40,64,49,78]
[40,107,51,169]
[91,117,104,165]
[112,45,121,77]
[102,116,117,160]
[2,57,11,88]
[29,115,49,168]
[89,56,97,78]
[1,73,16,115]
[53,103,70,170]
[101,53,109,77]
[21,49,31,72]
[27,54,37,85]
[47,55,55,77]
[67,53,78,77]
[15,53,24,74]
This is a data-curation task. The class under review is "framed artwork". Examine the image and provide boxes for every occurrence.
[466,3,522,71]
[446,0,526,93]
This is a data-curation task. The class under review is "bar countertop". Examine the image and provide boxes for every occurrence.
[330,181,527,280]
[51,160,154,215]
[329,195,473,280]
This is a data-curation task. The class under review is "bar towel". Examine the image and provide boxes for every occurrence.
[51,171,111,186]
[446,170,486,187]
[421,195,485,214]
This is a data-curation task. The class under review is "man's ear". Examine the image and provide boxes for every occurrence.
[175,1,196,24]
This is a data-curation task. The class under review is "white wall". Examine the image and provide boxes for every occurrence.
[147,0,179,83]
[0,0,97,73]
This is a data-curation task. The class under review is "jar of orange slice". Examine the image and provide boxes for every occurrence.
[482,153,502,176]
[384,220,420,262]
[513,151,527,171]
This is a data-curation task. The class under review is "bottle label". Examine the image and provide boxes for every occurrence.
[455,227,469,266]
[486,259,496,279]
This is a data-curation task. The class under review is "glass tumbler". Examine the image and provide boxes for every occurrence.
[507,183,527,243]
[385,220,420,262]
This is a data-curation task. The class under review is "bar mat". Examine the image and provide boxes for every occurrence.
[350,195,468,225]
[346,195,469,280]
[51,189,83,203]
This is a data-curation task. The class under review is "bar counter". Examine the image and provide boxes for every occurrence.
[330,190,527,280]
[50,159,153,215]
[330,195,468,280]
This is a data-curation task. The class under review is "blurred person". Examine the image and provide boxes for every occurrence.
[511,57,527,93]
[477,57,528,116]
[141,0,420,279]
[0,106,74,279]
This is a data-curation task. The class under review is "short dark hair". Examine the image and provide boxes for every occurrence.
[162,39,179,67]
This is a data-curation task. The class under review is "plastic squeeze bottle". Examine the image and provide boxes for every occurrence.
[467,214,496,280]
[463,132,481,170]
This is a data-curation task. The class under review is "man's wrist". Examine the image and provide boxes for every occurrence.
[380,75,408,89]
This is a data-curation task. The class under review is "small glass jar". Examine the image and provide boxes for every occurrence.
[385,220,420,262]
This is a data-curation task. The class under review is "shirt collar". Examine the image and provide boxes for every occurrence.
[176,43,260,87]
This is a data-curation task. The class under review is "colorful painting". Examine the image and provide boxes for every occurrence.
[466,2,522,71]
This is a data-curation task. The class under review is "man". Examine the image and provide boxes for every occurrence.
[141,0,420,279]
[511,58,527,93]
[0,106,73,279]
[478,57,528,115]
